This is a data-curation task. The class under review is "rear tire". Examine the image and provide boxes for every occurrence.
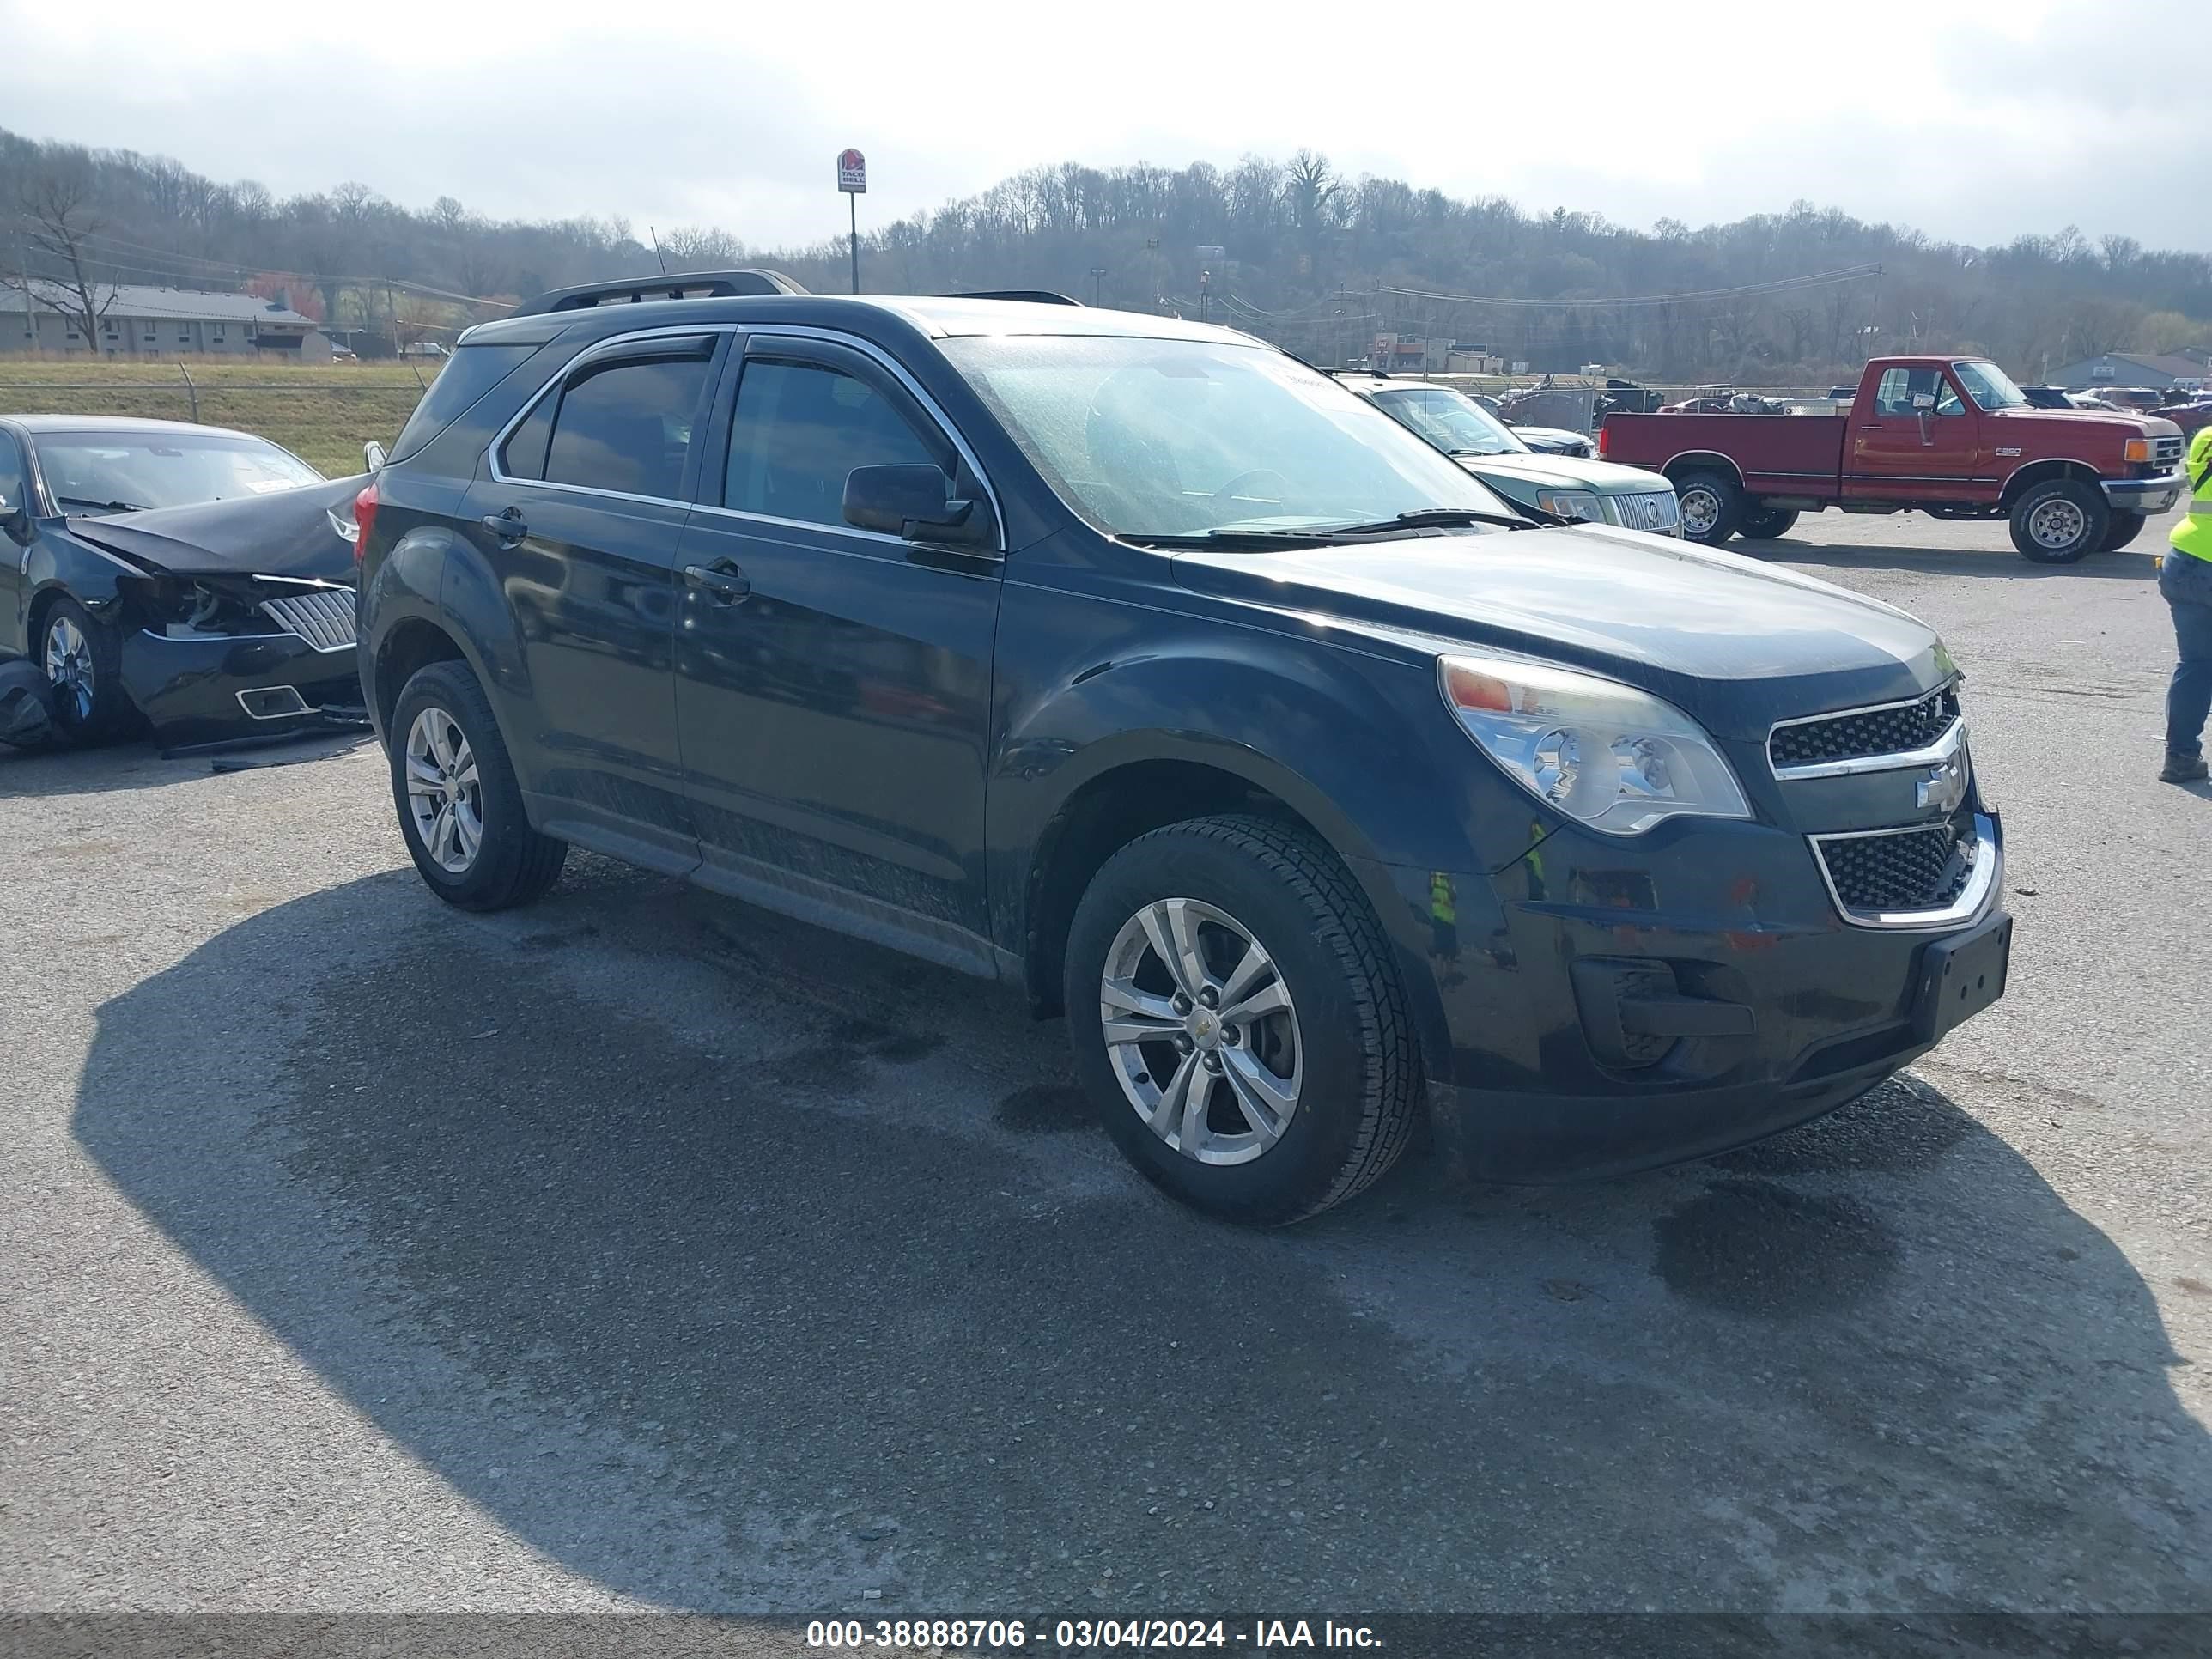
[2008,478,2108,563]
[1063,814,1421,1225]
[1737,506,1801,541]
[2100,511,2148,553]
[1673,471,1743,544]
[389,660,567,911]
[37,596,131,746]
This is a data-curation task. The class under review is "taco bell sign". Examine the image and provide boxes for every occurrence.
[837,149,866,193]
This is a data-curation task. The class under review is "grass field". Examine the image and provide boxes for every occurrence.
[0,359,438,477]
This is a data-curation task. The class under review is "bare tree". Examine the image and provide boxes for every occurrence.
[3,161,122,346]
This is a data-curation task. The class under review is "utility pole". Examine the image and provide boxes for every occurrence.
[386,280,401,361]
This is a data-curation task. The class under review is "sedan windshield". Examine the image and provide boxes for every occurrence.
[1953,361,2028,411]
[941,336,1516,539]
[1371,386,1527,458]
[33,431,322,514]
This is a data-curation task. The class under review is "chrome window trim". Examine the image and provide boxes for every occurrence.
[739,326,1005,554]
[1767,679,1961,779]
[1808,811,1999,932]
[486,324,736,507]
[690,501,908,550]
[1771,711,1966,781]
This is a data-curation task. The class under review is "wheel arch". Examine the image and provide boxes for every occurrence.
[1998,458,2104,511]
[1000,654,1477,1097]
[1662,451,1747,489]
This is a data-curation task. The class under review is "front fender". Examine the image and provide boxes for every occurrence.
[987,605,1533,1089]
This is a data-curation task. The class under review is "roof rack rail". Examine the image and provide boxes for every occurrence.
[944,289,1084,305]
[509,269,809,318]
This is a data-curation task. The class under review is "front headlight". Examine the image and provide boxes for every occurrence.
[1437,653,1752,836]
[1533,489,1603,522]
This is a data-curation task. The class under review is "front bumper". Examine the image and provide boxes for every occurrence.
[119,627,367,752]
[1359,809,2008,1182]
[2104,470,2183,514]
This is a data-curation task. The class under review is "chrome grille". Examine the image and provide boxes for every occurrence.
[1812,820,1978,921]
[2154,434,2185,470]
[1610,490,1681,532]
[1771,684,1960,772]
[259,589,356,652]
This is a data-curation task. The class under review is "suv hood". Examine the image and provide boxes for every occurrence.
[1170,523,1947,738]
[1458,453,1670,494]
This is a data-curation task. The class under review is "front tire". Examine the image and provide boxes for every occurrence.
[389,660,567,911]
[1737,506,1801,541]
[2008,479,2108,563]
[2100,511,2148,553]
[38,597,131,745]
[1673,471,1743,544]
[1063,815,1420,1224]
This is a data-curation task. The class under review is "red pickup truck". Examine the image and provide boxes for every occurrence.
[1597,356,2188,562]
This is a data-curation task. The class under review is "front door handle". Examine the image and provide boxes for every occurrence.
[684,560,752,605]
[481,508,527,546]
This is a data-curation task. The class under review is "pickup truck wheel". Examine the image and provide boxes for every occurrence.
[1736,507,1801,541]
[1063,815,1419,1225]
[2100,511,2148,553]
[1673,471,1743,544]
[390,660,568,911]
[2008,479,2108,563]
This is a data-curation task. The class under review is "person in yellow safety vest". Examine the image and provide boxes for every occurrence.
[2160,423,2212,784]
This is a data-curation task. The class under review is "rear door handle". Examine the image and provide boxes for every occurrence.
[684,560,752,605]
[481,508,527,545]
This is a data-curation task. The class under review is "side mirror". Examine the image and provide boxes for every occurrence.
[842,464,993,547]
[362,441,387,473]
[1911,392,1937,412]
[0,491,29,546]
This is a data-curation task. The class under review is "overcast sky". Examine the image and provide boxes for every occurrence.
[2,0,2201,257]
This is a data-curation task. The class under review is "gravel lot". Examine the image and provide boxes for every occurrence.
[2,504,2207,1622]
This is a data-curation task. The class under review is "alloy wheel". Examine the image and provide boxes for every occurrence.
[43,616,94,722]
[404,707,483,875]
[1098,896,1303,1166]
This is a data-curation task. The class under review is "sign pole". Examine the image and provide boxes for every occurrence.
[836,149,867,295]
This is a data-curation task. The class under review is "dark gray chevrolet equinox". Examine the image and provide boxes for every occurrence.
[353,272,2010,1224]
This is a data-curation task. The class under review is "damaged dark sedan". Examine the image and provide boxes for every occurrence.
[0,416,366,750]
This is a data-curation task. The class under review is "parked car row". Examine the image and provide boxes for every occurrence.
[5,278,2012,1227]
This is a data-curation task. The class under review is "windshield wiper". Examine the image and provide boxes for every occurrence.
[1326,507,1547,533]
[1122,528,1346,550]
[55,494,152,514]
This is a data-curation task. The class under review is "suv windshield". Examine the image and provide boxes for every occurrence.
[942,336,1515,538]
[1954,360,2028,411]
[1370,386,1528,458]
[33,430,322,513]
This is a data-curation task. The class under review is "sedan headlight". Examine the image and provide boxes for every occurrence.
[1437,653,1751,836]
[1533,489,1603,522]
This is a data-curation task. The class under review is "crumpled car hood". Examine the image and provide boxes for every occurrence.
[65,475,365,581]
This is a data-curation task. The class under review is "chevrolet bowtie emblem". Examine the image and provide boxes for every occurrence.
[1917,751,1970,815]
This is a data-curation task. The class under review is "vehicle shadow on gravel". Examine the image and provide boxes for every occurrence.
[71,873,2212,1613]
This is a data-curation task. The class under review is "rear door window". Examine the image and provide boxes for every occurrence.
[541,356,713,501]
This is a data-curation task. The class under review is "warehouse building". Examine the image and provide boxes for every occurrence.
[4,283,334,361]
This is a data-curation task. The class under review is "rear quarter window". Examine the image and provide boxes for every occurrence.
[388,343,542,464]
